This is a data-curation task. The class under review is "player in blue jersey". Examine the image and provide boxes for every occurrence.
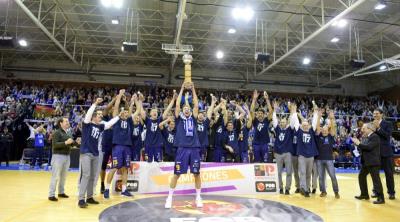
[99,97,116,194]
[272,101,294,195]
[197,94,216,161]
[290,103,321,197]
[129,96,145,161]
[160,116,176,161]
[165,81,202,209]
[140,91,176,162]
[131,114,144,161]
[78,98,119,208]
[212,99,228,162]
[223,121,239,162]
[250,90,273,163]
[222,101,246,162]
[103,90,140,199]
[315,109,340,199]
[237,103,252,163]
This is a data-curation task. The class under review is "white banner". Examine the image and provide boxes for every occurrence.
[112,162,278,195]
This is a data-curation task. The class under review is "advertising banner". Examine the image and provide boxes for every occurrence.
[113,162,278,195]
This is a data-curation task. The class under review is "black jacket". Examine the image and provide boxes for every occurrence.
[376,120,393,157]
[359,133,381,167]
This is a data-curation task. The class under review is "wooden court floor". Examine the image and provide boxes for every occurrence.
[0,170,399,222]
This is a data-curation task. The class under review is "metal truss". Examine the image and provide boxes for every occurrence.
[0,0,399,89]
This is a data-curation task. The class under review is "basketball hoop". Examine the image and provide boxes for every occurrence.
[162,43,193,55]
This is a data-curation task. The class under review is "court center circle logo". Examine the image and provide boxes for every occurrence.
[99,195,323,222]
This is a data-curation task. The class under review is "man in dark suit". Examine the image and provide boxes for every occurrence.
[352,123,385,204]
[373,108,395,200]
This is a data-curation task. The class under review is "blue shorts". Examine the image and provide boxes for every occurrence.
[253,144,269,163]
[174,147,201,175]
[145,146,163,163]
[101,147,112,170]
[112,145,131,169]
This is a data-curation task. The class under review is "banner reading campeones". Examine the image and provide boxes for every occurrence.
[112,162,278,195]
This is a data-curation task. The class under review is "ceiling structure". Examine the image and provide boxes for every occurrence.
[0,0,399,95]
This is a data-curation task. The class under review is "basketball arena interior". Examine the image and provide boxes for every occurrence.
[0,0,399,222]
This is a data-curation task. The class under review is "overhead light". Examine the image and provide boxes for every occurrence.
[374,1,386,10]
[18,39,28,47]
[379,64,387,70]
[114,0,123,8]
[216,50,224,59]
[302,57,311,65]
[227,28,236,34]
[101,0,123,8]
[232,6,254,21]
[101,0,111,7]
[330,37,340,43]
[331,19,348,28]
[111,19,119,25]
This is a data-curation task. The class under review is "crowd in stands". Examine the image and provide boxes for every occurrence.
[0,81,399,167]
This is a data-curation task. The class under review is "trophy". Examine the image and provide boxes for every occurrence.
[182,54,193,89]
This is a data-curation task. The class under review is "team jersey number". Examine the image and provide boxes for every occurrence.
[302,134,311,143]
[91,127,100,139]
[217,127,223,134]
[257,123,264,131]
[133,127,140,136]
[229,134,235,141]
[197,124,204,132]
[168,134,174,143]
[151,123,158,132]
[279,132,285,141]
[121,121,128,129]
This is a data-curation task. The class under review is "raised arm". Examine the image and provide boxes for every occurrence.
[84,98,103,124]
[272,101,279,128]
[233,101,246,120]
[263,91,273,120]
[175,83,185,118]
[207,94,217,120]
[250,90,259,121]
[163,90,177,120]
[113,89,125,118]
[246,111,253,129]
[311,103,319,131]
[138,92,146,121]
[159,116,172,130]
[103,96,117,116]
[104,115,120,130]
[289,104,300,131]
[328,111,337,137]
[191,82,199,119]
[221,100,228,126]
[130,94,141,119]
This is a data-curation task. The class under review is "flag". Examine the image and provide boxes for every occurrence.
[34,105,55,118]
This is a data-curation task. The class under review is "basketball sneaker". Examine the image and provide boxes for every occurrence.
[121,190,133,197]
[103,189,110,199]
[165,197,172,209]
[195,196,203,208]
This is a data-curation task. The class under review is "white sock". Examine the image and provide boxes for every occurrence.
[122,185,127,192]
[168,189,174,198]
[105,183,110,190]
[196,189,201,199]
